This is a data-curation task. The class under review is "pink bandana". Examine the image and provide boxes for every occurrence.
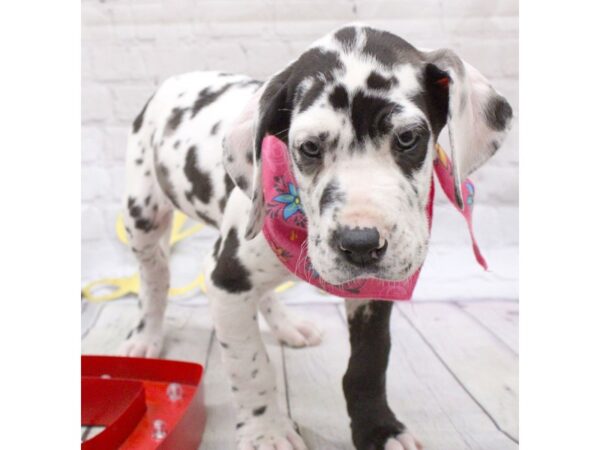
[261,135,486,300]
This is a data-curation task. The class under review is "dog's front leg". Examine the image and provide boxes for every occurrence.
[205,224,307,450]
[343,300,422,450]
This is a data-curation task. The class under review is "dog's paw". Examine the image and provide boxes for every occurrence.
[118,327,163,358]
[383,432,423,450]
[236,415,307,450]
[271,317,323,348]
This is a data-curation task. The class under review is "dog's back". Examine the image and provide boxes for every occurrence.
[124,71,262,234]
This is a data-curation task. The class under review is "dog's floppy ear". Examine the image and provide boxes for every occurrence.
[223,68,294,239]
[422,49,513,207]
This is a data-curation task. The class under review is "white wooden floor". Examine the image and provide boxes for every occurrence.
[82,299,518,449]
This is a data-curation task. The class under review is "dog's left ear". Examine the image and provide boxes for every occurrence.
[223,68,294,239]
[422,49,513,207]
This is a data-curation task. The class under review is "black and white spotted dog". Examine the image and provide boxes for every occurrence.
[119,25,512,450]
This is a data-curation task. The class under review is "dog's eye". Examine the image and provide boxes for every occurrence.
[394,130,420,151]
[299,140,321,158]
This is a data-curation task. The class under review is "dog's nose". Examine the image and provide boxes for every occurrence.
[337,226,387,266]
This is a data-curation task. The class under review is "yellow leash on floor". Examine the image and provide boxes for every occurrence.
[82,211,295,303]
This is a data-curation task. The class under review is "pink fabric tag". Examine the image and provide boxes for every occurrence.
[261,135,485,300]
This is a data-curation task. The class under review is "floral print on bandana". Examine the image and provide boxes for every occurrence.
[266,176,307,228]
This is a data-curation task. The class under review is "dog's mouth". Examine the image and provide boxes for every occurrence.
[316,260,417,286]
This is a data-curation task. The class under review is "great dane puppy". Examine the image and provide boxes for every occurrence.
[119,24,512,450]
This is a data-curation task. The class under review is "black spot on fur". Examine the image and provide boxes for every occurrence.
[212,236,222,259]
[319,179,344,215]
[219,173,236,212]
[194,209,218,228]
[127,197,142,219]
[491,140,500,153]
[329,85,349,110]
[192,83,234,118]
[334,26,357,52]
[136,219,154,232]
[166,107,186,133]
[485,96,513,131]
[235,422,245,429]
[366,71,397,91]
[219,340,229,349]
[363,27,420,68]
[135,158,143,166]
[351,90,398,144]
[184,146,213,204]
[251,369,258,378]
[174,140,181,149]
[252,405,267,416]
[211,229,252,293]
[298,79,325,112]
[234,176,248,191]
[210,121,221,135]
[420,63,450,139]
[390,124,430,177]
[255,48,343,158]
[132,95,153,133]
[156,164,180,208]
[295,48,343,83]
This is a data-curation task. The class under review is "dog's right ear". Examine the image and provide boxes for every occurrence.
[223,68,294,239]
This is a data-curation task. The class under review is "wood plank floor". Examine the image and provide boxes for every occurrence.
[82,299,518,449]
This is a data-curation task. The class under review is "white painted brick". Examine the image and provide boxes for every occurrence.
[82,167,111,202]
[82,126,104,163]
[103,203,125,241]
[105,125,130,163]
[111,84,155,123]
[442,0,518,17]
[82,205,107,241]
[82,84,112,122]
[108,166,127,202]
[89,44,148,82]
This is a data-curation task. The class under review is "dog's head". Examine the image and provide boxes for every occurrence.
[224,25,513,285]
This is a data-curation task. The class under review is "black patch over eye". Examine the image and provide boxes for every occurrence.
[394,129,420,151]
[299,140,321,158]
[390,126,430,176]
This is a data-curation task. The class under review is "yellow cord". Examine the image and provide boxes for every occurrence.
[83,211,294,302]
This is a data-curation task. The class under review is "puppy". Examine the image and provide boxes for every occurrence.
[119,24,512,450]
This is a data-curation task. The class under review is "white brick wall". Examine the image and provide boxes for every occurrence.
[82,0,518,249]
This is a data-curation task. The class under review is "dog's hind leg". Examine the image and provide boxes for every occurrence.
[258,294,322,348]
[118,122,174,358]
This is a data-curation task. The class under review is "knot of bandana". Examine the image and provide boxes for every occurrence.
[260,135,486,301]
